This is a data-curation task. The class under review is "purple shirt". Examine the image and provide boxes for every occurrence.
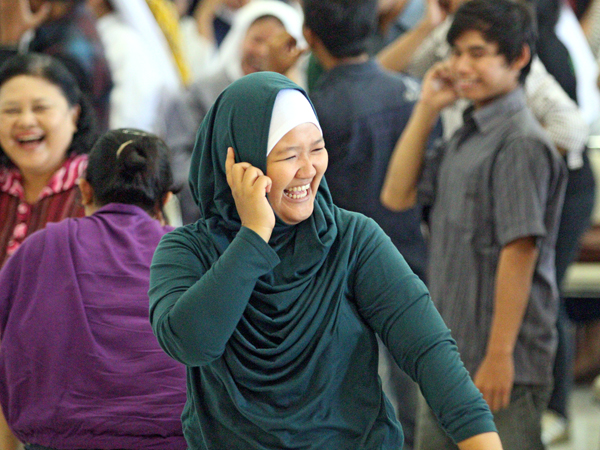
[0,203,187,449]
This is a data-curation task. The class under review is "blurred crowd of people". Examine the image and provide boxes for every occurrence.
[0,0,599,449]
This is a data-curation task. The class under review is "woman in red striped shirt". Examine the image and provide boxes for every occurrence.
[0,52,99,267]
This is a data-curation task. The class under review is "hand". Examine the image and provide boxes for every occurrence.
[0,0,50,45]
[424,0,448,29]
[225,147,275,242]
[265,30,306,75]
[419,61,458,113]
[377,0,410,34]
[473,352,514,413]
[222,0,250,10]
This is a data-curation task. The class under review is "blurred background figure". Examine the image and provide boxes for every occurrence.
[145,0,193,86]
[178,0,251,81]
[0,129,187,450]
[531,0,599,446]
[0,53,99,268]
[0,0,112,130]
[162,0,305,224]
[87,0,183,133]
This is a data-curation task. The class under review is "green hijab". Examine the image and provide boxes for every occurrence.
[168,72,411,448]
[188,72,338,289]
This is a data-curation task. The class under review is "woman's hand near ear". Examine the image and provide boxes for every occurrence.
[226,147,275,242]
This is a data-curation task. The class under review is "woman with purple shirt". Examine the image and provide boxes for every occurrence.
[0,129,187,450]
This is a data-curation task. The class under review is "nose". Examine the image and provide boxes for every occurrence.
[453,53,472,75]
[255,41,270,59]
[296,153,316,179]
[15,108,37,127]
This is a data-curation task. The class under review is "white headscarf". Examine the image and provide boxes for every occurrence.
[212,0,305,81]
[267,89,321,156]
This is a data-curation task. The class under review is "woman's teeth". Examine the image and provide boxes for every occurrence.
[18,136,43,143]
[284,183,310,199]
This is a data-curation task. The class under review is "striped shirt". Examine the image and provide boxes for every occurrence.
[0,154,87,267]
[418,88,567,385]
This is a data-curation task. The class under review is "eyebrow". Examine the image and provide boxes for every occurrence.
[452,42,488,50]
[0,98,52,106]
[273,138,325,155]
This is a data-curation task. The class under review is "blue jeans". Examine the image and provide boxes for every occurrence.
[415,384,552,450]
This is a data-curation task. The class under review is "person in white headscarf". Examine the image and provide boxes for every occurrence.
[88,0,182,132]
[162,0,306,224]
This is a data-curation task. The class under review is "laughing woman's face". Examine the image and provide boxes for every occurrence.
[266,123,328,225]
[0,75,79,179]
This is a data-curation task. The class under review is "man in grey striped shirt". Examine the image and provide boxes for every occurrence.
[381,0,567,449]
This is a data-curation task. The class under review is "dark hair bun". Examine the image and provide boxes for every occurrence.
[86,129,174,212]
[118,140,150,179]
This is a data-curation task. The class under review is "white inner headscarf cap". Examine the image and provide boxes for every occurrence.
[267,89,322,156]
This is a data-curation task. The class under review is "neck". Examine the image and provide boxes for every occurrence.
[313,47,369,71]
[48,2,75,21]
[83,203,101,216]
[473,85,519,110]
[21,170,55,204]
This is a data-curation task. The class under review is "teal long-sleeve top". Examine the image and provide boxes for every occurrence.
[149,210,496,449]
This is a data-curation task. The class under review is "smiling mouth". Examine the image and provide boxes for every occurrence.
[283,183,311,199]
[456,79,479,90]
[17,135,44,145]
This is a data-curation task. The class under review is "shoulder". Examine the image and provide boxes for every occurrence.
[503,108,559,159]
[7,217,75,264]
[334,207,390,249]
[154,221,220,265]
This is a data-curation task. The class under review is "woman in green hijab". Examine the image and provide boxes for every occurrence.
[149,72,502,450]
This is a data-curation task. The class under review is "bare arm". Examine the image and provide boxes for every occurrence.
[457,432,503,450]
[377,0,447,73]
[0,0,49,46]
[380,62,457,211]
[525,57,588,157]
[377,0,411,37]
[0,371,22,450]
[474,236,538,412]
[0,418,22,450]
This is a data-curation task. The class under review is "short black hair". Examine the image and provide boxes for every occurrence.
[303,0,377,58]
[447,0,537,83]
[85,129,175,212]
[0,53,99,168]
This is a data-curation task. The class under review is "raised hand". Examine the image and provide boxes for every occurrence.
[265,29,306,76]
[425,0,449,29]
[225,147,275,243]
[420,61,459,113]
[0,0,51,45]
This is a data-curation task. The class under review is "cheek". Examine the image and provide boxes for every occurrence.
[46,115,76,150]
[241,42,256,59]
[0,118,12,142]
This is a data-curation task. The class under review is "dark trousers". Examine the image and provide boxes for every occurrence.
[549,150,596,418]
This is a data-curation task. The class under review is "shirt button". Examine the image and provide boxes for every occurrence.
[17,203,29,215]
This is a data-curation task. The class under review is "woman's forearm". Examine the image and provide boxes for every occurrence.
[457,432,503,450]
[0,407,22,450]
[380,101,438,211]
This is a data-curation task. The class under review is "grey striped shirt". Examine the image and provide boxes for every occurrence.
[418,88,567,385]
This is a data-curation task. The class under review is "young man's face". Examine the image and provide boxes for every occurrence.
[449,29,526,109]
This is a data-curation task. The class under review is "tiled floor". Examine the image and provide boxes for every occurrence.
[548,384,600,450]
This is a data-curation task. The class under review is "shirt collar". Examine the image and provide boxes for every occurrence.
[0,154,88,202]
[464,87,527,134]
